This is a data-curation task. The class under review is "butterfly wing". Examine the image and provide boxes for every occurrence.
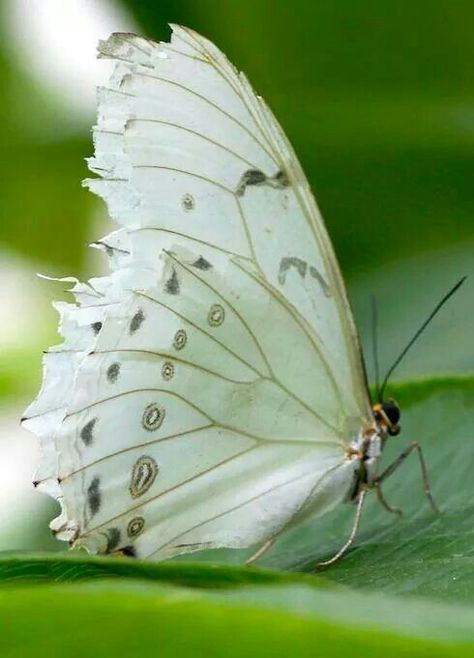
[87,27,371,425]
[23,26,371,558]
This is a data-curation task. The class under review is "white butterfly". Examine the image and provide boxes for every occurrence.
[23,26,438,565]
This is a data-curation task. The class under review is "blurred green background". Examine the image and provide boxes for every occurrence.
[0,0,472,556]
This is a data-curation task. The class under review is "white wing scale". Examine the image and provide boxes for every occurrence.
[23,26,371,559]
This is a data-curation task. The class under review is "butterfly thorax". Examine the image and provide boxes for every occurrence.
[346,399,401,501]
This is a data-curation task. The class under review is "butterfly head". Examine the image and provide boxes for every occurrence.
[372,399,400,437]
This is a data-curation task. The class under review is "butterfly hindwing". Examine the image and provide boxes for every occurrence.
[49,247,354,556]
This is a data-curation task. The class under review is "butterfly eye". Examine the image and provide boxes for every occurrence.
[382,400,400,425]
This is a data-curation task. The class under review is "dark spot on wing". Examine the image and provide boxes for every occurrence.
[91,321,102,335]
[236,169,266,196]
[129,308,145,334]
[80,418,97,446]
[278,257,331,297]
[87,477,101,516]
[309,266,331,297]
[236,168,290,196]
[192,256,212,271]
[278,257,307,285]
[274,169,290,187]
[107,362,121,383]
[121,545,137,558]
[165,267,180,295]
[105,527,121,552]
[182,193,195,211]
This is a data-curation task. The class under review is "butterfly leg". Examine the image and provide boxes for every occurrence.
[375,483,402,516]
[374,441,439,514]
[315,488,367,569]
[245,537,276,566]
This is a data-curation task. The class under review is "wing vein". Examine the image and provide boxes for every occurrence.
[134,227,251,261]
[65,388,215,423]
[93,347,260,385]
[232,258,344,419]
[59,423,215,482]
[178,27,275,155]
[165,252,274,378]
[79,444,260,538]
[129,117,267,171]
[133,71,277,162]
[136,291,266,377]
[145,456,331,558]
[133,165,235,195]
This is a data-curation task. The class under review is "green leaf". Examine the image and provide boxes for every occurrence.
[0,565,473,656]
[0,553,309,589]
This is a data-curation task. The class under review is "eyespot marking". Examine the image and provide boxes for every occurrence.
[173,329,187,350]
[182,193,195,211]
[208,304,225,327]
[80,418,97,447]
[161,362,175,381]
[130,456,158,498]
[127,517,145,538]
[129,309,145,334]
[87,477,101,516]
[107,362,121,383]
[142,403,165,431]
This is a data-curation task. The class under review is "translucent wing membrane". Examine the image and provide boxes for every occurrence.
[23,26,370,558]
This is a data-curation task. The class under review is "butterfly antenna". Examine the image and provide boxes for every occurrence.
[371,296,381,402]
[379,276,466,400]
